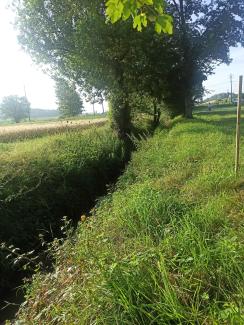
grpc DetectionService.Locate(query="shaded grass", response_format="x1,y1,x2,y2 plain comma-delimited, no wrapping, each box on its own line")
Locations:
0,126,126,294
15,107,244,324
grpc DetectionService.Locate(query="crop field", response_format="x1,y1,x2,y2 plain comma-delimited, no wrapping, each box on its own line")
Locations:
0,118,107,142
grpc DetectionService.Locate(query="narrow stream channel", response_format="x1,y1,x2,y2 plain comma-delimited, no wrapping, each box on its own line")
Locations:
0,159,130,323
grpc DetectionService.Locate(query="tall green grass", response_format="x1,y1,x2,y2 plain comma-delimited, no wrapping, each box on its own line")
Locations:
16,108,244,324
0,126,125,292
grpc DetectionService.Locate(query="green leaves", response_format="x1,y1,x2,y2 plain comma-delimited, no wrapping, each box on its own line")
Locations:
155,14,173,34
133,14,147,31
105,0,124,23
105,0,173,34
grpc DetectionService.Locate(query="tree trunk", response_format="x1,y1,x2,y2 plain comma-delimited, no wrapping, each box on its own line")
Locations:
184,94,193,118
110,90,131,140
178,0,194,119
157,109,161,124
153,101,161,127
153,101,157,126
101,101,104,114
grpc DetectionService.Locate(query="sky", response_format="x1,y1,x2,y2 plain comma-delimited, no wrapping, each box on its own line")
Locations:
0,1,101,112
0,1,58,110
203,46,244,98
0,1,244,111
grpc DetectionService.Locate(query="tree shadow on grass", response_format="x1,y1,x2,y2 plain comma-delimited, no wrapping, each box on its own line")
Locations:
174,108,244,137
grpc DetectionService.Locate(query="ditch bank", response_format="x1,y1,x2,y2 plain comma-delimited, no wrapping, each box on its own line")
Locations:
0,125,131,323
14,112,244,324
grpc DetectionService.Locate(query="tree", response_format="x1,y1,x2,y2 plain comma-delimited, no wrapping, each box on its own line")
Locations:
14,0,244,127
98,94,105,114
107,0,244,118
84,89,101,116
55,78,84,117
14,0,173,139
161,0,244,118
0,95,30,123
127,0,244,118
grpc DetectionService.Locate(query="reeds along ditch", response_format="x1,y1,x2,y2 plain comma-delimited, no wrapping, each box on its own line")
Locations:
0,125,127,298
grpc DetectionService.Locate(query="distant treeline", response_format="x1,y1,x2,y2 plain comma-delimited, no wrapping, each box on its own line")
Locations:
0,108,59,121
30,108,59,119
204,92,244,103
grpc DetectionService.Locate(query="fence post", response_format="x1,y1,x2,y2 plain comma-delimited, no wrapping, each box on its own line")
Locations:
235,75,243,175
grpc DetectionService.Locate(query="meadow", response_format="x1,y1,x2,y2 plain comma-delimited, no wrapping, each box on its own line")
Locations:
14,106,244,324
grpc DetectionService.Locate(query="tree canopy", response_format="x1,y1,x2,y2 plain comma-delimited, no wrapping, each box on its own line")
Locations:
163,0,244,117
0,95,30,123
14,0,244,133
14,0,173,136
55,78,84,117
105,0,173,34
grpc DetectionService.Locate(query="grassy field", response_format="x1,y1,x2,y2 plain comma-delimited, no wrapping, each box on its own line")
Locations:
0,117,107,142
14,106,244,324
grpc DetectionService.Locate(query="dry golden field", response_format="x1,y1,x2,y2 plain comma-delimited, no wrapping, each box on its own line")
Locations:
0,118,107,142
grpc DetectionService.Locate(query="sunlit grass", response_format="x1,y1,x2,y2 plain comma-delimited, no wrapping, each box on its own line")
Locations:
16,106,244,324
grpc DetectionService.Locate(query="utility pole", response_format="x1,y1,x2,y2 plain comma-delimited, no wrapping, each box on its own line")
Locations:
230,74,233,104
24,85,31,122
235,75,243,175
